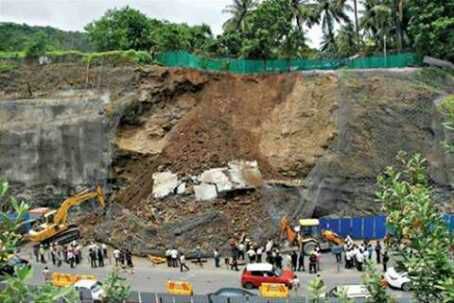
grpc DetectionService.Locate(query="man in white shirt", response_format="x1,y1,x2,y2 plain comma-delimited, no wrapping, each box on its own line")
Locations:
170,248,179,268
246,248,256,263
238,243,245,260
113,248,120,267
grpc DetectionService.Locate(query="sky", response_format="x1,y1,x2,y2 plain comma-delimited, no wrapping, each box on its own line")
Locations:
0,0,324,48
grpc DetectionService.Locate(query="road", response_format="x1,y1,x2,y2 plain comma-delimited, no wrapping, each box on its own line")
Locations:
18,244,411,299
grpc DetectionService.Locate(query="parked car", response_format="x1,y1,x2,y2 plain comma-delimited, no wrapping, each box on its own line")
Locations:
327,285,371,299
0,255,30,278
241,263,297,289
208,288,256,302
74,279,104,302
384,267,411,291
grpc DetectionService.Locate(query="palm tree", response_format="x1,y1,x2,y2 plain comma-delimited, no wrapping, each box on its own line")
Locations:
316,0,352,49
222,0,258,32
360,0,392,51
352,0,360,44
290,0,320,32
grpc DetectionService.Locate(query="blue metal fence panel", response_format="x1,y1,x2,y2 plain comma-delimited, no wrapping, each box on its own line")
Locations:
351,217,363,239
330,218,341,235
363,216,375,239
374,215,387,238
340,218,352,237
450,215,454,231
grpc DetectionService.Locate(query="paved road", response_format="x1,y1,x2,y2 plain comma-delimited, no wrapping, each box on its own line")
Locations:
18,244,411,299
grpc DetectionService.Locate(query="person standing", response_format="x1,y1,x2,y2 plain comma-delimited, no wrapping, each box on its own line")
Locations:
89,248,97,268
195,245,203,268
214,248,220,268
367,243,373,260
102,243,108,259
238,242,245,261
383,251,389,272
356,248,364,271
275,251,283,269
315,246,321,271
67,249,75,269
170,248,178,268
126,249,134,273
375,241,382,264
298,251,305,272
97,246,104,267
56,245,63,267
246,247,256,263
39,245,46,264
50,245,56,266
179,253,190,272
33,244,40,262
256,246,263,263
113,248,120,267
230,257,239,271
165,248,172,267
291,251,298,271
309,252,317,274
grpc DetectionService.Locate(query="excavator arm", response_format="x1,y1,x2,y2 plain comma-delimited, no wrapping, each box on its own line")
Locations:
280,216,298,243
53,185,105,226
321,230,344,245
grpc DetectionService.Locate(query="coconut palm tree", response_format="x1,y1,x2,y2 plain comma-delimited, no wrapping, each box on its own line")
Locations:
360,0,392,51
315,0,352,50
222,0,258,32
290,0,320,32
352,0,360,44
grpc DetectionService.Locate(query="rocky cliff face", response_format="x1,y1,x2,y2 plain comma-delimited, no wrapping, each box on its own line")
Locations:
0,64,453,254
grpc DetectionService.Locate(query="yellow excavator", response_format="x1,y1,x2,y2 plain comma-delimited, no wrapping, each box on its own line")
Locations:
280,216,344,255
26,185,105,246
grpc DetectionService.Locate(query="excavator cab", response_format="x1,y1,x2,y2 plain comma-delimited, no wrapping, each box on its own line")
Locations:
299,219,321,237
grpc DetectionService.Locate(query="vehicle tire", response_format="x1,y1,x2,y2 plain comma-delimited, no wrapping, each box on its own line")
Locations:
243,282,254,289
401,282,411,292
303,241,317,256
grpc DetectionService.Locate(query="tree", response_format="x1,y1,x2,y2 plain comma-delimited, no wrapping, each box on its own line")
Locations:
406,0,454,62
362,262,394,303
376,152,454,302
352,0,360,45
290,0,320,32
360,0,393,53
240,0,307,59
332,23,358,57
85,6,153,51
222,0,258,33
24,32,49,59
0,180,77,303
102,269,130,303
307,275,326,302
314,0,352,52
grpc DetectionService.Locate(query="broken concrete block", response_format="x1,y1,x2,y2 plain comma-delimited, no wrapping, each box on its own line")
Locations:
200,168,233,192
227,160,263,189
152,171,178,198
194,184,218,201
176,182,186,194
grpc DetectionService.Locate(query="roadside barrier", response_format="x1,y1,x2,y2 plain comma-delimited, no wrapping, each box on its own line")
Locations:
166,280,194,296
259,283,289,298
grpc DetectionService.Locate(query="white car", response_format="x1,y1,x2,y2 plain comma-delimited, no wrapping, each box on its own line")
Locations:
74,279,104,302
384,267,411,291
327,285,371,299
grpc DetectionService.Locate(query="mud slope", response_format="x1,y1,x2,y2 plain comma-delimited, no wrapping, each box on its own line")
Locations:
0,63,453,254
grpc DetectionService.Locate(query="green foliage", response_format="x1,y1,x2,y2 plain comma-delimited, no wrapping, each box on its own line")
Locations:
0,180,77,303
222,0,258,32
0,62,17,73
334,287,354,303
407,0,454,62
307,276,326,303
439,95,454,153
376,152,454,303
24,32,49,59
84,50,153,66
0,22,92,52
362,262,394,303
85,6,153,51
102,269,130,303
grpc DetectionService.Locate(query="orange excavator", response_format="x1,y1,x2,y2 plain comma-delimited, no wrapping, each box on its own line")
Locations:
26,185,105,246
280,216,344,255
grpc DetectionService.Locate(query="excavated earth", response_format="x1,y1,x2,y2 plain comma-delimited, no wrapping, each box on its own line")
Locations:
0,63,453,255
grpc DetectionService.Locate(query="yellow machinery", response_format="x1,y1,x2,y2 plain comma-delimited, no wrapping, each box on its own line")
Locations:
280,216,344,255
51,272,96,287
26,185,105,246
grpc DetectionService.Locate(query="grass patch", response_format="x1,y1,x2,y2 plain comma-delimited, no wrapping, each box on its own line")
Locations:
439,95,454,116
0,51,25,59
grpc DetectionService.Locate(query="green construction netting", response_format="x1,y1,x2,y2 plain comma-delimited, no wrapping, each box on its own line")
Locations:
156,51,421,74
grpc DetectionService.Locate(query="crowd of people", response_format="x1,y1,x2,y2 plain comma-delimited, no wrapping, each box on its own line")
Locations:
342,236,389,272
33,240,87,269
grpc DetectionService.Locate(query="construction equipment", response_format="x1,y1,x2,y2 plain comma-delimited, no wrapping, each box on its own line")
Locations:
26,185,105,246
51,272,96,287
280,216,344,255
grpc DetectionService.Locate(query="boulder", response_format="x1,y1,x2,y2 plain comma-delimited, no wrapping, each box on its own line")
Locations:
227,160,263,189
200,168,232,192
152,171,178,198
194,184,218,201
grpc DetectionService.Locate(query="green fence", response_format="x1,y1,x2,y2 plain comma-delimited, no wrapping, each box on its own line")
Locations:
156,51,421,74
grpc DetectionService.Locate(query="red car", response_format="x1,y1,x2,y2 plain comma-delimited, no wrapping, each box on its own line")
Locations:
241,263,298,289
